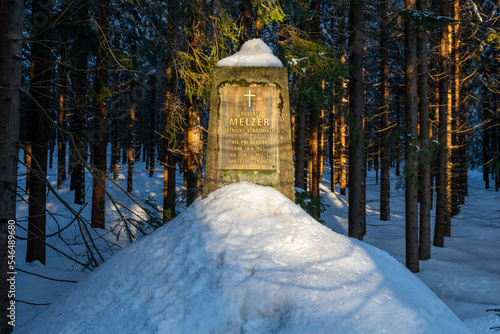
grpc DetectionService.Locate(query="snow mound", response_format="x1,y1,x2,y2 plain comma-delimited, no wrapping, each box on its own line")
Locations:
217,38,283,67
18,182,471,334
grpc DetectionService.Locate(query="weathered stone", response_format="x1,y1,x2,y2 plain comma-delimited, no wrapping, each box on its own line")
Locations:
203,66,294,201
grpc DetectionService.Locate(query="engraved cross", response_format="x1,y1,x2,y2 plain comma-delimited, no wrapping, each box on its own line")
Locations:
244,89,256,108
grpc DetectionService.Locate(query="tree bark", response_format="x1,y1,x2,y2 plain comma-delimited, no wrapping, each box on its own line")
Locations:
380,0,391,221
91,0,109,229
186,0,205,206
348,0,365,240
26,0,53,265
0,0,24,331
417,0,431,261
148,76,157,178
70,0,89,205
310,109,320,196
434,0,451,247
295,110,307,190
127,79,136,193
57,80,66,190
404,0,419,273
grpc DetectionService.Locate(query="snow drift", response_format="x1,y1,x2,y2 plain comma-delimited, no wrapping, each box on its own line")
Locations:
18,182,471,334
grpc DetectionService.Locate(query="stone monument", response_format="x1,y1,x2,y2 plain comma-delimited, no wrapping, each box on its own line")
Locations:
203,39,294,201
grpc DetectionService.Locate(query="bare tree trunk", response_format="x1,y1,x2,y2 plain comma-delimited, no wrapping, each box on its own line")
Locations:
330,111,338,192
339,108,347,195
0,0,24,331
417,0,431,261
91,0,109,229
71,0,89,205
26,0,53,265
348,0,365,240
310,109,320,196
163,75,178,222
110,84,120,181
434,0,451,247
148,76,157,178
57,79,66,190
186,100,202,205
295,110,307,190
380,0,391,221
186,0,205,206
404,0,419,273
127,80,136,193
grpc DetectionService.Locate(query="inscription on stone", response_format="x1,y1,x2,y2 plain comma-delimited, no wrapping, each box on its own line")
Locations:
220,85,278,170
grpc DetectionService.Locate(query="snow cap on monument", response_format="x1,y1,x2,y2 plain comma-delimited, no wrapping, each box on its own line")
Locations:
216,38,283,67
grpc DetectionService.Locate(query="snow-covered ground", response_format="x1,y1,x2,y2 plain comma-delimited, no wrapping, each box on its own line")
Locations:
14,162,500,333
322,169,500,333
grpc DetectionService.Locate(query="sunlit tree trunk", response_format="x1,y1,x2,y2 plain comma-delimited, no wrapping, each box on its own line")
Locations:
310,109,320,196
330,111,339,192
450,0,461,216
348,0,365,240
338,1,349,197
434,0,451,247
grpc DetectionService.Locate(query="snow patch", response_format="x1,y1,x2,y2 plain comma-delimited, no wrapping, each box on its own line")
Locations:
217,39,283,67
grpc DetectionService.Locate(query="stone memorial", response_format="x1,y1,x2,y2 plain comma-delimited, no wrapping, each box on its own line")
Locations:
203,39,294,201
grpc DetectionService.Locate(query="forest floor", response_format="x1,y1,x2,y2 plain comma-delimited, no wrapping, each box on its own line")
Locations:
14,162,500,333
322,168,500,333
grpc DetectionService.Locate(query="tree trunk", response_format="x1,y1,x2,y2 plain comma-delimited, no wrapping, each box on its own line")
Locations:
71,0,89,205
186,0,205,206
127,79,136,193
348,0,365,240
295,110,307,190
57,80,66,190
330,111,338,192
310,109,320,196
26,0,54,265
380,0,391,221
186,100,202,205
91,0,109,229
434,0,451,247
163,73,178,222
148,76,156,178
404,0,419,273
417,0,431,261
0,0,24,331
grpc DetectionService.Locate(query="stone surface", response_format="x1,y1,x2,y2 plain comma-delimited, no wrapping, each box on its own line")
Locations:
203,66,294,201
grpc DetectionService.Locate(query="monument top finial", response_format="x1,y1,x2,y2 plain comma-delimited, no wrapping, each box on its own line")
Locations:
216,38,283,68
